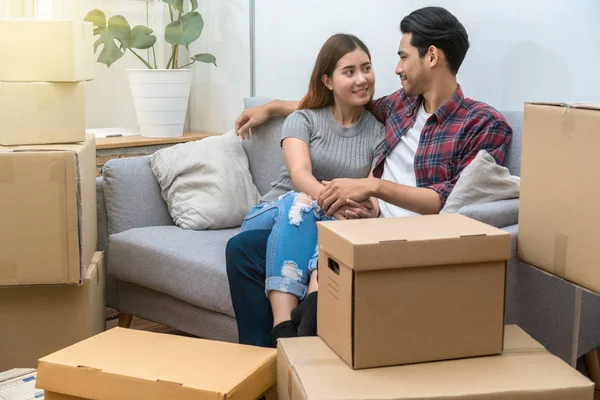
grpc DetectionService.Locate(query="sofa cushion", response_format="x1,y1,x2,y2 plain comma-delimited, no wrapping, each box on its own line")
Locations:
103,156,174,235
108,225,240,317
241,97,286,195
149,131,260,230
441,149,520,214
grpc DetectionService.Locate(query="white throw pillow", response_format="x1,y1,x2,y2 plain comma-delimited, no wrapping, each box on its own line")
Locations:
149,131,261,230
441,150,520,214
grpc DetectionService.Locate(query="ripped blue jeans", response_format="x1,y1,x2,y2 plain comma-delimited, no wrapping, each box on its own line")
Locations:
240,191,334,300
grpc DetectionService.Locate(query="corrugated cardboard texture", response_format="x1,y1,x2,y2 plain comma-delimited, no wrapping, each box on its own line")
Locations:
45,393,83,400
519,103,600,293
0,19,94,82
0,252,105,371
278,325,594,400
45,387,279,400
317,215,508,369
0,135,97,286
0,82,86,146
317,214,511,271
36,328,277,400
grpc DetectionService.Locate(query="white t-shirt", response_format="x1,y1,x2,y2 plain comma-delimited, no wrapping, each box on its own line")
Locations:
379,103,432,218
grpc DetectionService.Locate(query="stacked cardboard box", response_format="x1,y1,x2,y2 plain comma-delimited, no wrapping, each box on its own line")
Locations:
277,325,594,399
283,214,594,398
316,214,510,369
0,19,104,370
518,102,600,293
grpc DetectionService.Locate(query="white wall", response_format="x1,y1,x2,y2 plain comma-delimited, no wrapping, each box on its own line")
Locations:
189,0,250,134
255,0,600,111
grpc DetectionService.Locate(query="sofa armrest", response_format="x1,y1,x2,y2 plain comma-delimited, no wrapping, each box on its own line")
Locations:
457,198,519,228
96,176,109,252
102,156,174,235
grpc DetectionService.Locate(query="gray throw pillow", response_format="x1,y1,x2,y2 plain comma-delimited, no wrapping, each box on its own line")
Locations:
149,131,261,230
441,150,520,214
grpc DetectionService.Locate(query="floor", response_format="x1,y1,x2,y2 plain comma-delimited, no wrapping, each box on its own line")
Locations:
106,308,600,398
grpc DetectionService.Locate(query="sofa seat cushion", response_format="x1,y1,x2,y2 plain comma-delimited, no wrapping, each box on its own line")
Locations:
108,225,240,317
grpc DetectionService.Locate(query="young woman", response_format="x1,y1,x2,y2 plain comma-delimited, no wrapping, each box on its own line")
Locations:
232,33,384,346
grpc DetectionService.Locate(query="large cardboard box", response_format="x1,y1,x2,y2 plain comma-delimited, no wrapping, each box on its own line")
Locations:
0,82,86,146
0,252,105,371
316,214,511,369
277,325,594,400
0,134,96,286
519,102,600,294
35,328,277,400
0,19,94,82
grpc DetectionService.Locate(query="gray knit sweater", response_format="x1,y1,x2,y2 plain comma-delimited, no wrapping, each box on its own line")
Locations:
261,106,385,202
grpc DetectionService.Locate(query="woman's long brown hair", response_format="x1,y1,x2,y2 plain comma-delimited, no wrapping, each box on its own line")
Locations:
298,34,373,111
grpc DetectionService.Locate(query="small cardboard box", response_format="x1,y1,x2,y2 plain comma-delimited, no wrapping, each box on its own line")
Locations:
0,252,105,371
0,134,96,286
519,102,600,294
36,328,277,400
317,214,511,369
0,19,94,82
0,82,86,146
277,325,594,400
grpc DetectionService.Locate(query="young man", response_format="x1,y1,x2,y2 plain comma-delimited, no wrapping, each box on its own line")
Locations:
227,6,513,347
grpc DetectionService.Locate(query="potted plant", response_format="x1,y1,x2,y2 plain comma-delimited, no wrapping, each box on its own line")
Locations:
84,0,216,138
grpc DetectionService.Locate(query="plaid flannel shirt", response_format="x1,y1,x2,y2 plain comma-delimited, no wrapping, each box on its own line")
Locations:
371,85,512,209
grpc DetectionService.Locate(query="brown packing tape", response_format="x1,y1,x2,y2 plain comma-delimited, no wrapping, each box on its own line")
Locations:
561,105,576,138
0,156,15,183
64,152,80,283
0,263,18,284
49,152,75,284
74,150,84,280
554,233,569,278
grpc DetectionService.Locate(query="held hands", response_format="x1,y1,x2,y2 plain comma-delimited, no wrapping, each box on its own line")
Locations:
319,178,374,217
235,105,271,140
331,199,378,220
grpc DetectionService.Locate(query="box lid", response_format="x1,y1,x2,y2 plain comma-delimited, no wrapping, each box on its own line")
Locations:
36,328,277,400
317,214,511,271
526,102,600,111
279,325,593,400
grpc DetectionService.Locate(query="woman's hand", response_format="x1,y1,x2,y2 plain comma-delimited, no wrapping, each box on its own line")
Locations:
331,199,376,220
235,105,272,139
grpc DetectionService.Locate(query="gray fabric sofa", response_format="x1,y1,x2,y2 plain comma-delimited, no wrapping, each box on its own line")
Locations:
96,97,600,369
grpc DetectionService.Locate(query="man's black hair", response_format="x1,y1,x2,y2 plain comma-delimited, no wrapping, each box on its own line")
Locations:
400,7,470,75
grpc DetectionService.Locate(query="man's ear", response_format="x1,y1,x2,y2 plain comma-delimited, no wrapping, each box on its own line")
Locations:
427,45,439,68
322,74,333,90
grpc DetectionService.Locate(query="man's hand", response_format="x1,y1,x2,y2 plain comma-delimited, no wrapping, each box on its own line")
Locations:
235,105,271,140
319,178,375,217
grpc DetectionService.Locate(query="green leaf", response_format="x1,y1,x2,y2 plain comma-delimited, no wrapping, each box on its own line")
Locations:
191,53,217,67
162,0,197,12
128,25,156,50
163,0,184,12
84,10,132,67
165,11,204,48
84,9,106,28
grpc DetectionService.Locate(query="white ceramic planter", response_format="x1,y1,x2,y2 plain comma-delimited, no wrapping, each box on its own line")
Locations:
127,69,193,138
